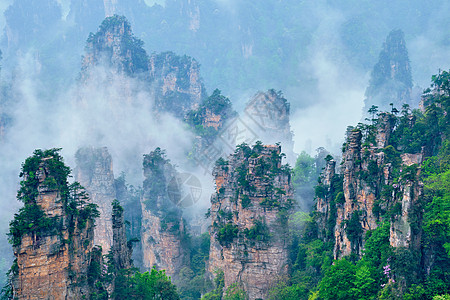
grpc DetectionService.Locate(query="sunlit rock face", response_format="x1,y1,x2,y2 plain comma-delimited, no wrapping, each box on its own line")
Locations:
75,146,116,254
12,157,95,299
364,29,413,114
207,144,293,299
316,113,423,259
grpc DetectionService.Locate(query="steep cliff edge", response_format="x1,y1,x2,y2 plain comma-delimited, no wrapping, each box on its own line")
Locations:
4,149,142,299
316,112,423,259
81,15,206,119
82,15,148,77
75,146,116,254
6,149,99,299
140,147,188,279
207,143,293,299
150,51,206,118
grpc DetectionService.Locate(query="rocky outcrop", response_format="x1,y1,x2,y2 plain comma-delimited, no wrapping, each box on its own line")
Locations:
149,51,206,118
376,113,397,148
208,143,293,299
244,90,295,163
112,200,132,270
75,147,116,254
115,175,143,269
364,29,413,114
80,15,206,120
317,114,424,259
315,158,338,241
140,148,188,278
81,15,148,78
10,152,97,299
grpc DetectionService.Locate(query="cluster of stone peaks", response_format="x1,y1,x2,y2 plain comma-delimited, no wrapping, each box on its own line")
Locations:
316,112,423,259
81,14,205,119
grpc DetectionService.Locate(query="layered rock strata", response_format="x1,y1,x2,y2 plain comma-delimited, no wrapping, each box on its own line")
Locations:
140,148,188,278
208,144,293,299
75,146,116,254
11,155,96,299
316,113,423,259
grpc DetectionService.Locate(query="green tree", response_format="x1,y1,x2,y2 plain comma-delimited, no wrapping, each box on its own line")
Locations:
114,268,179,299
317,259,356,300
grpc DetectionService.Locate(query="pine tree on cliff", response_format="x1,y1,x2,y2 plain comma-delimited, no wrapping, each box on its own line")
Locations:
364,29,412,114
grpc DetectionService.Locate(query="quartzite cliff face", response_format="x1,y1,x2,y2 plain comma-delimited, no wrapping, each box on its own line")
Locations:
140,148,188,278
10,152,97,299
150,51,205,118
316,112,423,259
75,146,116,254
82,15,148,77
9,150,136,299
208,143,293,299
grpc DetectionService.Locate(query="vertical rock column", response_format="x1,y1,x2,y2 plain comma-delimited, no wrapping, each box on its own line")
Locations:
208,144,293,299
11,151,96,299
140,148,188,278
75,146,116,254
244,90,295,163
317,114,423,259
112,200,132,270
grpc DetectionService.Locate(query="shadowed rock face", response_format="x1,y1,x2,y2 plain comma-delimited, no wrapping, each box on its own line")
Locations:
208,144,293,299
149,51,206,118
112,200,132,271
75,146,116,254
244,89,295,163
140,148,188,279
80,15,205,119
364,29,413,114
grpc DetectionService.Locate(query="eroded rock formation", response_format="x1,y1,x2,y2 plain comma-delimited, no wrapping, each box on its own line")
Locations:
82,15,148,77
150,51,206,118
112,199,133,270
244,90,295,163
10,152,97,299
80,15,206,119
75,146,116,254
364,29,413,114
140,148,188,278
208,143,293,299
316,113,423,259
